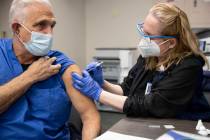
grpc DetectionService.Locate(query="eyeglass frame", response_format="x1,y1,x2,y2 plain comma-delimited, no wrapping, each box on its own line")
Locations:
137,23,177,42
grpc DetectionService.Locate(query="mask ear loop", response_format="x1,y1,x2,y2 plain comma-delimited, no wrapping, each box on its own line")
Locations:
19,23,32,34
14,23,31,46
157,39,174,58
15,32,27,47
158,39,170,46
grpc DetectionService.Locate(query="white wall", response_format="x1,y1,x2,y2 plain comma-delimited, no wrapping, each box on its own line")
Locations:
51,0,86,68
0,0,86,68
85,0,155,62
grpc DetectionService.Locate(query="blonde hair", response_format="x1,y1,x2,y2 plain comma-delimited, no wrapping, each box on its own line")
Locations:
145,2,209,70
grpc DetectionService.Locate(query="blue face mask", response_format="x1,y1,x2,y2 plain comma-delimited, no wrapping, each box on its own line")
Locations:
17,24,53,56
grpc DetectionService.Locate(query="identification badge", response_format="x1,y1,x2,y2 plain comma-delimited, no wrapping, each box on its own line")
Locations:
145,82,152,95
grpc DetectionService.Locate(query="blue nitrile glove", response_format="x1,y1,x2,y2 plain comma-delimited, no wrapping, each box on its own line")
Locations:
86,62,104,86
71,70,102,101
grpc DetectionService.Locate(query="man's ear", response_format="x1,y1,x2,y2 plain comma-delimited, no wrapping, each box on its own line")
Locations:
169,38,177,49
11,22,21,34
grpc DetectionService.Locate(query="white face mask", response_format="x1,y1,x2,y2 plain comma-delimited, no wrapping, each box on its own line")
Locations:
138,38,160,57
138,38,169,58
16,24,53,56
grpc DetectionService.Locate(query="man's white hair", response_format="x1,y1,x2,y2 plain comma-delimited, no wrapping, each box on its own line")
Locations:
9,0,53,27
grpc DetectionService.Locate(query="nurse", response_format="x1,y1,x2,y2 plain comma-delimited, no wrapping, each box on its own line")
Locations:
0,0,100,139
72,3,210,121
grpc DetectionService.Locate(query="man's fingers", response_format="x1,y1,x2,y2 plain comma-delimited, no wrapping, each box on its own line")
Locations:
35,56,50,64
36,57,46,63
47,57,57,64
52,69,60,75
44,56,50,59
50,64,61,70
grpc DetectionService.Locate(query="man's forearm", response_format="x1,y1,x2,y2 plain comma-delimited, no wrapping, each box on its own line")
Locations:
81,110,101,140
0,72,35,114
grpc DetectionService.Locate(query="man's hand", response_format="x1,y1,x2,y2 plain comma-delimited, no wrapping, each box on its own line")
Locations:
25,57,61,82
0,56,61,114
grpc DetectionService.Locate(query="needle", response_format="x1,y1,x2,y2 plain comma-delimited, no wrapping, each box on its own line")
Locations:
87,62,103,72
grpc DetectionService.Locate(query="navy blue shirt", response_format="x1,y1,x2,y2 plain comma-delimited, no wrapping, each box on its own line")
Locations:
0,38,75,139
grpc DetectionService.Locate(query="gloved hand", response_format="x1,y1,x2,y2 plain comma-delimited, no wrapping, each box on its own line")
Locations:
71,70,102,101
86,62,104,86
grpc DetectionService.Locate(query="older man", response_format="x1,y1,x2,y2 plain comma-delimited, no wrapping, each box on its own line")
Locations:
0,0,100,139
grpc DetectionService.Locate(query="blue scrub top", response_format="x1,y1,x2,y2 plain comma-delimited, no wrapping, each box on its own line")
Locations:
0,38,75,140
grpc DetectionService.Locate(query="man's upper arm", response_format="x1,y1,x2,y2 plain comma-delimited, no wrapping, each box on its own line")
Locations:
61,64,98,115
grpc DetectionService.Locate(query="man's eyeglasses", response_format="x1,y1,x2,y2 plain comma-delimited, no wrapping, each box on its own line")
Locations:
137,23,176,42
